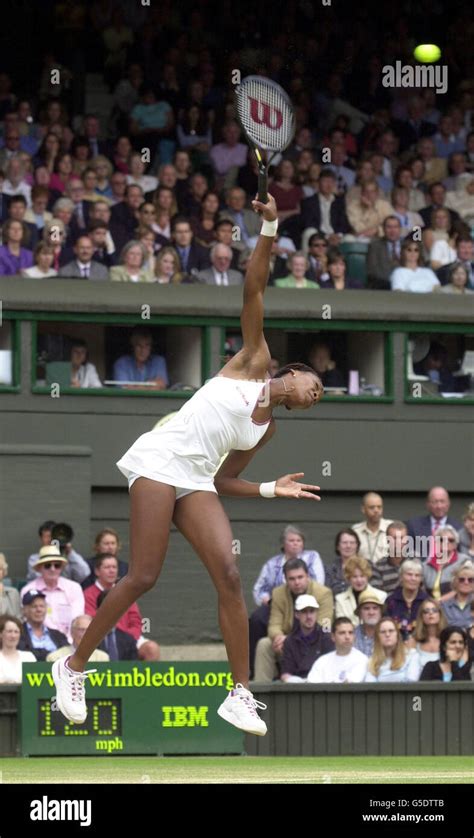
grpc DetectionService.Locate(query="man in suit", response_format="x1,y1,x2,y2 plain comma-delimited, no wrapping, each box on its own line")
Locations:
218,186,261,244
299,168,351,245
197,243,243,286
254,558,334,682
437,237,474,288
82,114,110,159
396,96,436,154
58,236,109,280
171,216,211,276
18,590,68,661
407,486,462,562
419,182,461,228
65,178,92,238
366,215,403,290
96,590,138,660
110,184,144,254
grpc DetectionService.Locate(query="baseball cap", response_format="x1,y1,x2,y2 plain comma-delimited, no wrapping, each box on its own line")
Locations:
295,594,319,610
22,589,47,606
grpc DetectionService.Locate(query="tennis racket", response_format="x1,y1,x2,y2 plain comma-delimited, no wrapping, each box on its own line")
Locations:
235,75,295,203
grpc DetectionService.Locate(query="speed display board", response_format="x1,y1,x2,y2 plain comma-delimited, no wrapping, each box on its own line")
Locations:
21,662,243,755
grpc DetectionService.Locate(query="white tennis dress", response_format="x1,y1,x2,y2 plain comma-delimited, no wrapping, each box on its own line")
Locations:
116,375,271,497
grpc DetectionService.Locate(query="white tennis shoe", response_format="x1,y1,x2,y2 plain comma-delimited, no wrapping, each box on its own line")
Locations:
217,683,267,735
51,656,97,723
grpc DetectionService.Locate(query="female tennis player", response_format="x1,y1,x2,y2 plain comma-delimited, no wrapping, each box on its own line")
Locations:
52,194,324,736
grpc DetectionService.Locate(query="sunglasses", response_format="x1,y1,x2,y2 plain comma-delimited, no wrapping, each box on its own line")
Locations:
458,576,474,583
42,561,63,570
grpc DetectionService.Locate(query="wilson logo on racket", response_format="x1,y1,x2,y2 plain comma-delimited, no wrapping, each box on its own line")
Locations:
248,98,283,130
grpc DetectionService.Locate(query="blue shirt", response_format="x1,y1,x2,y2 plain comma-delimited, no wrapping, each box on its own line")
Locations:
253,551,325,605
25,622,58,653
131,101,172,130
113,354,169,386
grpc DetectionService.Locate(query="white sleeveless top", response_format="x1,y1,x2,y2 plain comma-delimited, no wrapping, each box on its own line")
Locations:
116,376,271,491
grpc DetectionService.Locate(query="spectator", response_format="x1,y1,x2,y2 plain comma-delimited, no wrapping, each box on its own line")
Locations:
253,558,333,682
0,615,36,683
346,180,393,240
366,215,405,290
390,188,424,238
7,195,39,250
0,219,33,275
96,590,138,660
126,151,158,194
84,554,160,661
110,184,144,252
47,522,90,584
197,243,243,286
407,486,462,549
306,617,368,683
130,85,175,166
2,156,32,206
176,103,212,157
21,242,56,279
153,246,185,284
26,520,56,581
327,142,356,195
419,182,460,229
335,556,387,625
436,237,474,289
423,526,470,599
397,96,436,154
171,215,211,276
441,562,474,630
443,151,469,192
269,160,304,222
209,120,247,186
49,152,74,194
299,168,350,244
24,186,53,232
180,172,209,217
42,218,67,271
33,131,61,175
353,589,384,657
393,164,426,212
18,590,67,661
433,115,465,159
69,338,102,389
365,618,421,682
81,167,105,204
384,559,427,640
352,492,393,565
320,251,363,290
419,626,471,681
58,235,108,280
70,135,92,177
423,208,457,270
113,326,169,389
274,251,318,289
279,594,335,682
109,169,128,204
458,503,474,559
305,233,330,284
86,220,116,268
190,191,220,247
345,159,377,204
0,553,21,618
46,614,109,663
324,528,361,595
370,521,413,594
435,261,473,295
110,240,153,283
253,524,325,607
81,114,108,159
82,528,129,590
390,239,440,293
416,138,447,186
307,340,345,389
219,187,261,245
90,155,114,199
21,544,85,642
213,219,245,268
445,174,474,226
65,177,91,234
406,598,447,671
174,149,192,205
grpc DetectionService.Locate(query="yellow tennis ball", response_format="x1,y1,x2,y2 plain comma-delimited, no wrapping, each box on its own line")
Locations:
414,44,441,63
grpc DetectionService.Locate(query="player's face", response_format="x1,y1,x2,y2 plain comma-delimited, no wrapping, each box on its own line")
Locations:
285,372,323,410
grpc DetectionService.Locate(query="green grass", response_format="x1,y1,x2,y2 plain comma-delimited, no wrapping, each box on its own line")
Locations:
0,756,472,784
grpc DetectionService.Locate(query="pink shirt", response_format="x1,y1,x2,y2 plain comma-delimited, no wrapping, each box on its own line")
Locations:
21,576,85,642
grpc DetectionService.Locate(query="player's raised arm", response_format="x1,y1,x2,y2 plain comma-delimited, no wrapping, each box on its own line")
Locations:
239,194,278,357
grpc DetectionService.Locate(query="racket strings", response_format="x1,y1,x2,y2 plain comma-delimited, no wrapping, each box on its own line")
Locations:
236,78,294,151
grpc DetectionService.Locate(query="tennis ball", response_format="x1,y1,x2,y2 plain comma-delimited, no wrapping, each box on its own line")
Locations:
413,44,441,63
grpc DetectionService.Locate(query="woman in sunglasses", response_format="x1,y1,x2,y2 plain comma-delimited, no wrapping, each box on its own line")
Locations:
407,598,447,669
389,239,440,293
419,626,471,681
441,561,474,630
423,525,470,599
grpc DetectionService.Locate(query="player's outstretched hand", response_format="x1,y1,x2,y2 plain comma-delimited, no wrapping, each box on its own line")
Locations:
275,472,321,500
251,193,277,221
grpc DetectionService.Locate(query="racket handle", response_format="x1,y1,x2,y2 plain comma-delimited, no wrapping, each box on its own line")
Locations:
257,172,268,204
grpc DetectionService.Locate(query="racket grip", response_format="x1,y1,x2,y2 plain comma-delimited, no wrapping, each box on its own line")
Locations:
257,172,268,204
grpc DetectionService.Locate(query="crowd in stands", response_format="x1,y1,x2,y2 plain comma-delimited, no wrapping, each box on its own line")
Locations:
249,486,474,683
0,482,472,685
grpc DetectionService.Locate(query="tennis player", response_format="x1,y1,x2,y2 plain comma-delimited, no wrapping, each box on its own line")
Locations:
52,194,324,736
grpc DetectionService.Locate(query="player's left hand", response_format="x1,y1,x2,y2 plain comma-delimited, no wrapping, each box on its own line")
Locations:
275,472,321,500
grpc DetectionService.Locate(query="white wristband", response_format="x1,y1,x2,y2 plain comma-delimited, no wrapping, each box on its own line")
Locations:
261,219,278,237
259,480,277,498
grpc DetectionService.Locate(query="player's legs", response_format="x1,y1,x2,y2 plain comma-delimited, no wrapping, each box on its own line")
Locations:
69,478,175,671
172,491,250,686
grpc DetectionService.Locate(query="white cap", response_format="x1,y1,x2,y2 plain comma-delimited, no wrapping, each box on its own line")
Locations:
295,594,319,611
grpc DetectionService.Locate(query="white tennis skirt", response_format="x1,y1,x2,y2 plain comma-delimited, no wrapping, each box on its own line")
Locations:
125,470,216,500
